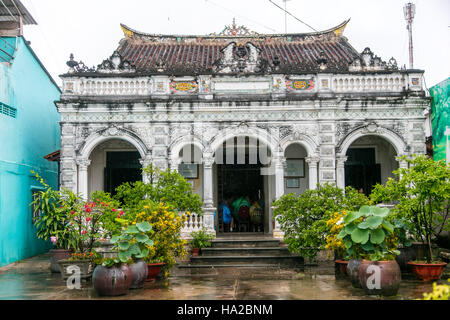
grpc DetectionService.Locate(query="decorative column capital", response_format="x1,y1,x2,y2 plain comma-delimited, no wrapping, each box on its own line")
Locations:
76,159,91,169
203,156,214,169
336,156,348,168
305,156,320,166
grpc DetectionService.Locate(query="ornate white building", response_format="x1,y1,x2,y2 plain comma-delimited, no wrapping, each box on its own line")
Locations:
56,20,429,238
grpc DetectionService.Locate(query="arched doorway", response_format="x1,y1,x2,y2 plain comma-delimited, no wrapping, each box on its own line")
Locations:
213,136,272,234
87,138,142,196
344,135,398,195
283,143,310,195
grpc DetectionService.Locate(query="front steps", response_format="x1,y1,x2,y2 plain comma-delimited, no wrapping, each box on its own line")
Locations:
175,234,304,275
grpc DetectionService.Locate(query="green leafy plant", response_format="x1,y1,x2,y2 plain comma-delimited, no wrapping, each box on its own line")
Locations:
90,190,123,238
337,205,401,261
114,164,203,215
190,229,214,249
101,220,154,267
30,170,77,249
273,183,370,260
371,154,450,263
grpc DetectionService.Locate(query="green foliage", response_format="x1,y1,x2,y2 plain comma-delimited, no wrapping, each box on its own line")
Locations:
90,190,123,237
190,229,214,249
30,170,78,249
114,164,203,214
370,154,450,263
338,205,401,261
105,220,154,266
273,183,370,260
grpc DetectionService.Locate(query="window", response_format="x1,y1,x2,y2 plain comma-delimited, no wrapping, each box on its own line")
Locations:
0,102,17,118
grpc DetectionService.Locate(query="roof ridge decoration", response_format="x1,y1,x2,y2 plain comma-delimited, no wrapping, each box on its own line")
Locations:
349,47,399,72
119,19,350,41
210,18,260,37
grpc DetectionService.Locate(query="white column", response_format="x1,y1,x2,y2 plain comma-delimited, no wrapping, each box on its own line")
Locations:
76,159,91,201
272,156,285,239
306,156,320,190
335,156,347,190
202,155,216,236
139,156,152,184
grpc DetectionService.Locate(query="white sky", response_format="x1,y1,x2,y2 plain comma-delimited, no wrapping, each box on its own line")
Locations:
20,0,450,89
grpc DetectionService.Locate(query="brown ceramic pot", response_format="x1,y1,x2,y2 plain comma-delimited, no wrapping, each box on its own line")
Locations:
192,248,200,256
358,260,401,296
146,262,165,281
335,260,349,276
347,259,362,288
129,259,148,289
49,249,72,273
92,264,132,296
407,261,448,281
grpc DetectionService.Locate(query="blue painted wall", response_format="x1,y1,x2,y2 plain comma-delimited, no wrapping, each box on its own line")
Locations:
0,36,61,267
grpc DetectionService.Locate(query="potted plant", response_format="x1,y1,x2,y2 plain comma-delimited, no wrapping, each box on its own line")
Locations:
338,205,405,296
92,257,132,297
371,154,450,281
273,184,370,263
57,199,106,280
30,171,76,272
325,210,349,277
110,220,154,289
189,228,214,256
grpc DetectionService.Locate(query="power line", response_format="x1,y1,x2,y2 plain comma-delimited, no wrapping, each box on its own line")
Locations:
268,0,317,32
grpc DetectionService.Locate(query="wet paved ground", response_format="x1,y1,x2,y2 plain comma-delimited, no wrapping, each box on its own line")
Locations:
0,252,448,300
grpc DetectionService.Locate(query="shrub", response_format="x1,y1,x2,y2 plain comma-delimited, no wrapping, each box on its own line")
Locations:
273,183,370,260
190,229,214,249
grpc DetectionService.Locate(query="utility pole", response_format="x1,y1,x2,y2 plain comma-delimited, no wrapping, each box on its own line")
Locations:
283,0,292,33
403,2,416,69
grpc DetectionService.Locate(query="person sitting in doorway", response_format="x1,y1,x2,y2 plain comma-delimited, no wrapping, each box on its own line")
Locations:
220,200,233,232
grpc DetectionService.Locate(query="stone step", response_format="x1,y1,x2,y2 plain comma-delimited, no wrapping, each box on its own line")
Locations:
201,247,291,256
173,264,302,278
211,239,281,248
189,255,304,267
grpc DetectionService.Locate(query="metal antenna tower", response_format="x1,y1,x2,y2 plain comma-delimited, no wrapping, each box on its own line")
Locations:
403,2,416,69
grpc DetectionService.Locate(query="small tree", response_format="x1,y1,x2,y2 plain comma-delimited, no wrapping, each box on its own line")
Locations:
273,183,370,260
115,164,203,214
371,154,450,263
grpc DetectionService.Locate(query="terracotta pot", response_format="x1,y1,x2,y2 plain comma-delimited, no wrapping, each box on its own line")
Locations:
192,248,200,256
146,262,165,281
49,249,72,273
359,260,401,296
129,259,148,289
347,259,362,288
335,260,349,276
92,264,132,296
407,261,448,281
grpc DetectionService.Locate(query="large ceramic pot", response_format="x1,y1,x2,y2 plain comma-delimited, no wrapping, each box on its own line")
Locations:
92,264,132,296
347,259,362,288
335,260,349,278
57,259,94,280
358,260,401,296
49,249,72,273
146,262,165,281
407,261,448,281
129,259,148,289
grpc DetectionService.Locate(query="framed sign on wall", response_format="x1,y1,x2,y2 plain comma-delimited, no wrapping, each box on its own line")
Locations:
285,158,305,178
285,178,300,188
178,163,198,179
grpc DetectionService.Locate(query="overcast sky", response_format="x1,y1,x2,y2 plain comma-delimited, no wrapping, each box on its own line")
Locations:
20,0,449,89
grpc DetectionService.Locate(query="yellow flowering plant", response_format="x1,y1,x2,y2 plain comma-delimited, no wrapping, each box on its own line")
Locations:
325,210,348,259
127,200,188,277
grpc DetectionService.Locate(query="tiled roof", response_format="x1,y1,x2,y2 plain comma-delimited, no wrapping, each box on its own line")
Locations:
114,19,360,75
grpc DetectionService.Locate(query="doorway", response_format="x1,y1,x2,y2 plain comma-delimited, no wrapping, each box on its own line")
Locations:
104,151,142,195
345,147,381,196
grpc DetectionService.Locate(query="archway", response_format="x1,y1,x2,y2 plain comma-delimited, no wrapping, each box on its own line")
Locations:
88,138,142,196
213,135,273,234
344,135,398,195
283,143,310,195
